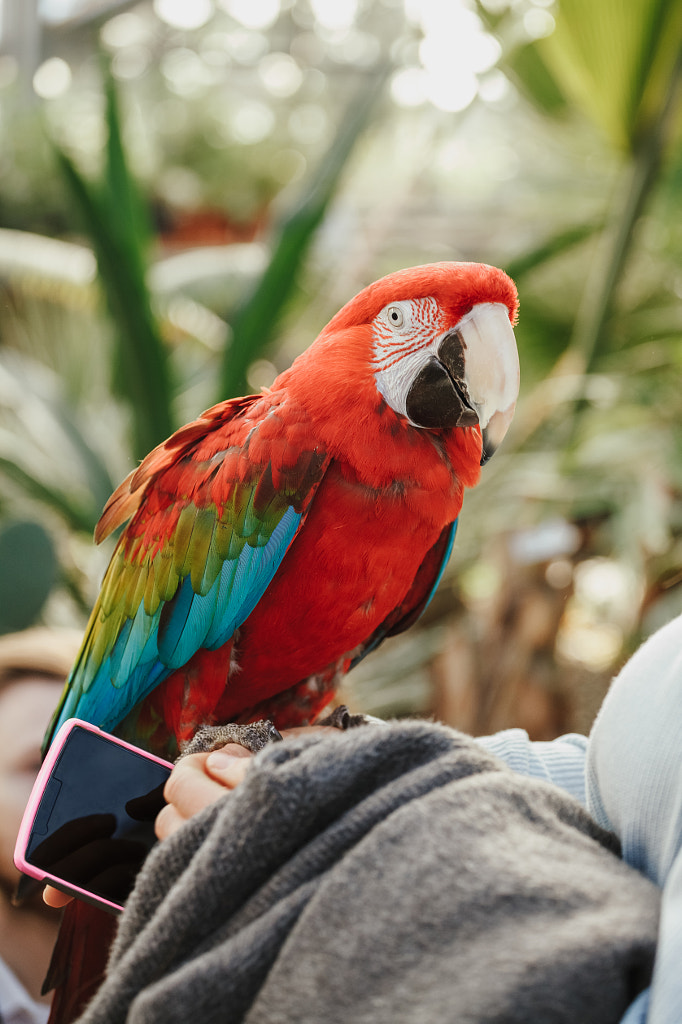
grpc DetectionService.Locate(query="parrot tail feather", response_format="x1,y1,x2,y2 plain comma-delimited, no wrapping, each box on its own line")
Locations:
46,902,117,1024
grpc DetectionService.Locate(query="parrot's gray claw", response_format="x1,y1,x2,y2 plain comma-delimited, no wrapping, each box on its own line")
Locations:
178,720,283,761
318,704,388,731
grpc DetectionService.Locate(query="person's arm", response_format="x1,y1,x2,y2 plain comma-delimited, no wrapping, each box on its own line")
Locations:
45,717,655,1024
476,728,587,806
45,722,592,892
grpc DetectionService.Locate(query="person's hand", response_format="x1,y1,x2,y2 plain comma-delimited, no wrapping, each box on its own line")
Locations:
155,742,253,840
43,885,72,908
156,726,329,840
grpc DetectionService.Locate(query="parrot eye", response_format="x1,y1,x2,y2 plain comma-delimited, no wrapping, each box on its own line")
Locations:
387,306,405,328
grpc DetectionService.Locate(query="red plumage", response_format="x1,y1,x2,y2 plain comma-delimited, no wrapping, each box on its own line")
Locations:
44,261,519,1022
106,261,515,744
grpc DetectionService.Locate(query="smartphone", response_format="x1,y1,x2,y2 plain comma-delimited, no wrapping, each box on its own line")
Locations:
14,719,173,914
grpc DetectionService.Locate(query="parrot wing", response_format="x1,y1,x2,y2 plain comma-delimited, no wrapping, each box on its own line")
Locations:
350,519,458,668
44,393,329,748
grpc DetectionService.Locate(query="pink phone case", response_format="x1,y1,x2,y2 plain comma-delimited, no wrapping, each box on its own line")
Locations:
14,718,173,913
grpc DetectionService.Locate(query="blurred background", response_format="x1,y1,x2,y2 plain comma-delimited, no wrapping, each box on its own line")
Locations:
0,0,681,739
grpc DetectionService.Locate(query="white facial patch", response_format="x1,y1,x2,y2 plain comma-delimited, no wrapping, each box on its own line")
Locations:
370,298,519,437
371,296,444,419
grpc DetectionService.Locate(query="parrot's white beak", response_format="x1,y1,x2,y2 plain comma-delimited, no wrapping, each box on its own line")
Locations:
455,303,520,464
404,302,519,464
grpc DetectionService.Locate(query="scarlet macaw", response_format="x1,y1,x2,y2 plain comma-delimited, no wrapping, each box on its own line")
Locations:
43,260,520,1022
45,260,519,760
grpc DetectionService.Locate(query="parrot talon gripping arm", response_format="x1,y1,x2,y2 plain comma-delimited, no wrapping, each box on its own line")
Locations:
178,720,284,759
178,706,386,761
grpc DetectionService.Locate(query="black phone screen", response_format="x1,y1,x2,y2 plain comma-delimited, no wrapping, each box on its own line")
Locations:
25,726,171,910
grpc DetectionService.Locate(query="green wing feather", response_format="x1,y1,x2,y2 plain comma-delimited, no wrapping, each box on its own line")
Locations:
44,394,329,750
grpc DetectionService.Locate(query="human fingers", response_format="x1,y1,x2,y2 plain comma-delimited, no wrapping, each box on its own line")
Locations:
155,802,189,841
155,730,327,842
156,744,253,840
203,748,253,788
202,727,331,788
43,885,73,908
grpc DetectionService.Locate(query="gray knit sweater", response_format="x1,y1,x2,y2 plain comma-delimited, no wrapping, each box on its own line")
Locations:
75,721,660,1024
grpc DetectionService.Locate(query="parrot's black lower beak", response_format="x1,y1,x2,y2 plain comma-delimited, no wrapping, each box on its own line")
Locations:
480,406,515,465
405,337,479,432
480,427,495,465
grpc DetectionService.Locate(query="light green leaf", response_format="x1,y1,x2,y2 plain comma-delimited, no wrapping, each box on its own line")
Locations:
540,0,682,151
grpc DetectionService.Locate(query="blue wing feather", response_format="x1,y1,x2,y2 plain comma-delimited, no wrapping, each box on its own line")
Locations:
49,505,304,740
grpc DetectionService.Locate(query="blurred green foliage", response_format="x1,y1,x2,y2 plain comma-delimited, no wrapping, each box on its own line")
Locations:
0,520,57,632
54,59,386,454
57,66,174,461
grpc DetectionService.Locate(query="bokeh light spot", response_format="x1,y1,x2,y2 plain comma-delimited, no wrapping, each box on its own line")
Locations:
153,0,214,30
161,48,213,97
230,101,276,144
100,12,150,50
523,8,556,39
390,67,428,108
219,0,281,30
310,0,357,32
111,46,152,80
224,29,269,64
33,57,72,99
259,53,303,97
247,358,278,390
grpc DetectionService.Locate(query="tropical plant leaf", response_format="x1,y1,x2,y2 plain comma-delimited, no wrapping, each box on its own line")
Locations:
539,0,682,152
505,221,602,282
0,457,99,534
504,41,569,118
55,67,174,461
45,394,116,515
100,65,153,260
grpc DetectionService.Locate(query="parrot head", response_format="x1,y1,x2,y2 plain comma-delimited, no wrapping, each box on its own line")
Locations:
372,294,518,464
314,261,520,465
